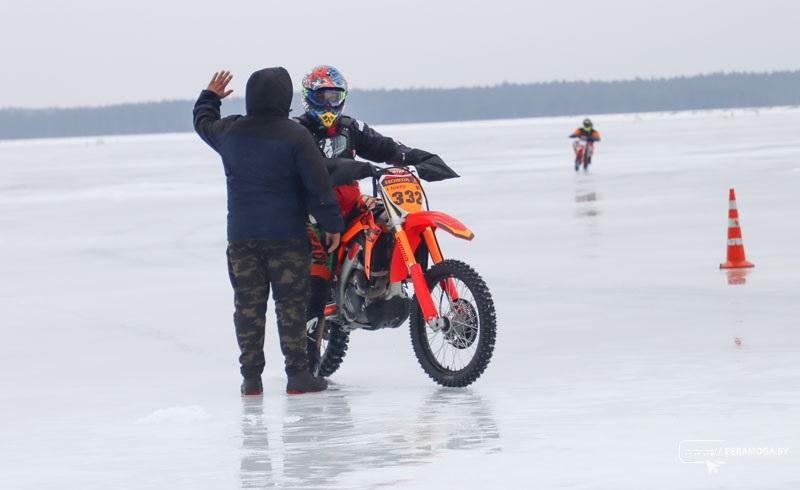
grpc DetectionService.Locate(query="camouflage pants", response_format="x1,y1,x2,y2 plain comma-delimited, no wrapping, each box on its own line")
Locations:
226,238,311,377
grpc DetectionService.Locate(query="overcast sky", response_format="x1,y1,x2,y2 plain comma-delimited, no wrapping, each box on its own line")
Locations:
1,0,798,108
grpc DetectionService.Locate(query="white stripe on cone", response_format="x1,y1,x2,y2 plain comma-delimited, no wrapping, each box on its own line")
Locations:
727,238,743,246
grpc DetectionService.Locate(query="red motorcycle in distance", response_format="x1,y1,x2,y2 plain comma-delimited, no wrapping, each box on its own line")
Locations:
573,137,594,172
307,161,496,387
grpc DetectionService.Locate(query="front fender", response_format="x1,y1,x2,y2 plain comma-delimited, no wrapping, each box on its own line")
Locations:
404,211,474,241
389,211,474,282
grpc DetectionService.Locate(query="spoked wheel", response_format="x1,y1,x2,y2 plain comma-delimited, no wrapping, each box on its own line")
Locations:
306,317,350,377
410,259,496,387
582,144,592,170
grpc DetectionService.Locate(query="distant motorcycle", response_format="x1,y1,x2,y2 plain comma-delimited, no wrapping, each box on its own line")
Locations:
573,137,594,171
307,159,496,387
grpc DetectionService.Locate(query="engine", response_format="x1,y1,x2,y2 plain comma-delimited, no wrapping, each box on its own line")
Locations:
337,242,410,331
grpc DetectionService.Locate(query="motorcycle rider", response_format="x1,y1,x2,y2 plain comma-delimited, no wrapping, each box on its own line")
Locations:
295,65,456,332
569,118,601,169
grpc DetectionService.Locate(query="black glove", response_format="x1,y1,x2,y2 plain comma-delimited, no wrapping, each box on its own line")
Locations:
402,148,459,182
402,148,427,166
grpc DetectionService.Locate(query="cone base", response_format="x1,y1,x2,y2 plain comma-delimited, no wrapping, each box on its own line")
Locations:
720,260,754,269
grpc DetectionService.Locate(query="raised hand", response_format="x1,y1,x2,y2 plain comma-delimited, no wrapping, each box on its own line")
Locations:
207,71,234,99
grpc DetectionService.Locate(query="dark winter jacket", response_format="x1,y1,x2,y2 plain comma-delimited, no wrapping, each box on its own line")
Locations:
295,114,405,164
295,113,459,182
295,114,458,214
193,67,344,241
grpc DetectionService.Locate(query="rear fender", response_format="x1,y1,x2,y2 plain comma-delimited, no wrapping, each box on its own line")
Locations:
389,211,474,282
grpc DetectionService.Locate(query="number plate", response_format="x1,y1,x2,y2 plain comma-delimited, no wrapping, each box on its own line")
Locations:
381,171,424,213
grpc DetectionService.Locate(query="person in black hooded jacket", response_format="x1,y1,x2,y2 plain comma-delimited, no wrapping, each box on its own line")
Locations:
193,68,344,396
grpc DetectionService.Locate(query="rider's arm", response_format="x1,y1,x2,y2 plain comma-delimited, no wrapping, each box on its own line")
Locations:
351,119,405,165
347,118,458,181
325,158,378,185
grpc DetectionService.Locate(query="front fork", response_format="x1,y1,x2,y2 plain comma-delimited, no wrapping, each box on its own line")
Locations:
422,228,460,301
395,226,459,323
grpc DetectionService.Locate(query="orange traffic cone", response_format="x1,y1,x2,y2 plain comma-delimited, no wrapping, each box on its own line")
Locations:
720,188,754,269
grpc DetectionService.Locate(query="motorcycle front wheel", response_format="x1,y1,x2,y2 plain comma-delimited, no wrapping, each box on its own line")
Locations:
410,259,496,387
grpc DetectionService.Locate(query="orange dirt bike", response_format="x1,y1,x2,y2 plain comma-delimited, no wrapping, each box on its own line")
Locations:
307,163,496,387
573,137,595,172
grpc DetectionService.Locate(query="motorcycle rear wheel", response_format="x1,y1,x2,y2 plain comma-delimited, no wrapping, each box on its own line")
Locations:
306,317,350,377
410,259,496,387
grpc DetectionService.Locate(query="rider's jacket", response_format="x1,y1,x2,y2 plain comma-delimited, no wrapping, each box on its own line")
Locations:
295,113,406,216
570,128,601,142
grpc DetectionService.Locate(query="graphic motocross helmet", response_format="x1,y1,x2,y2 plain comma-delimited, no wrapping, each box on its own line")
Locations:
583,118,593,130
302,65,348,128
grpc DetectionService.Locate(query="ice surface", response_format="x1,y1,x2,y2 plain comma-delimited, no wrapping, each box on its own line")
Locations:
1,107,799,489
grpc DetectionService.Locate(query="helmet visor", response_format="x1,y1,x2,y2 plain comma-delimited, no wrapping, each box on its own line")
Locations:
307,88,346,108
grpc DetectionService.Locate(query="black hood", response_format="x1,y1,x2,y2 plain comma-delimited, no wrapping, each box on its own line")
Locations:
245,67,293,117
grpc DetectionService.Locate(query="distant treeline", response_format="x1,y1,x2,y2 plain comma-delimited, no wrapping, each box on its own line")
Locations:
2,71,799,140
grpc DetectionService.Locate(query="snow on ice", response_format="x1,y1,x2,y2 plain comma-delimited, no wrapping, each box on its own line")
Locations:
135,406,210,425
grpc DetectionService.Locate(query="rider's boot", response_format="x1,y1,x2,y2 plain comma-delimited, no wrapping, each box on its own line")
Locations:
307,316,324,371
286,372,328,394
307,276,330,319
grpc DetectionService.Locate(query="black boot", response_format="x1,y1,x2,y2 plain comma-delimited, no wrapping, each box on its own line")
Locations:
286,372,328,394
241,376,263,396
307,276,330,320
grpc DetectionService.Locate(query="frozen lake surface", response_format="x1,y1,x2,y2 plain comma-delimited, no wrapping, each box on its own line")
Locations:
1,108,799,489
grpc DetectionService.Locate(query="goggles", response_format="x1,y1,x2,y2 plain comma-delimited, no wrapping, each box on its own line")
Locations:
307,88,346,108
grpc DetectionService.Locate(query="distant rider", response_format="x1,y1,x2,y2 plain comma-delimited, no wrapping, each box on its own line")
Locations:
294,65,455,331
569,118,601,169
